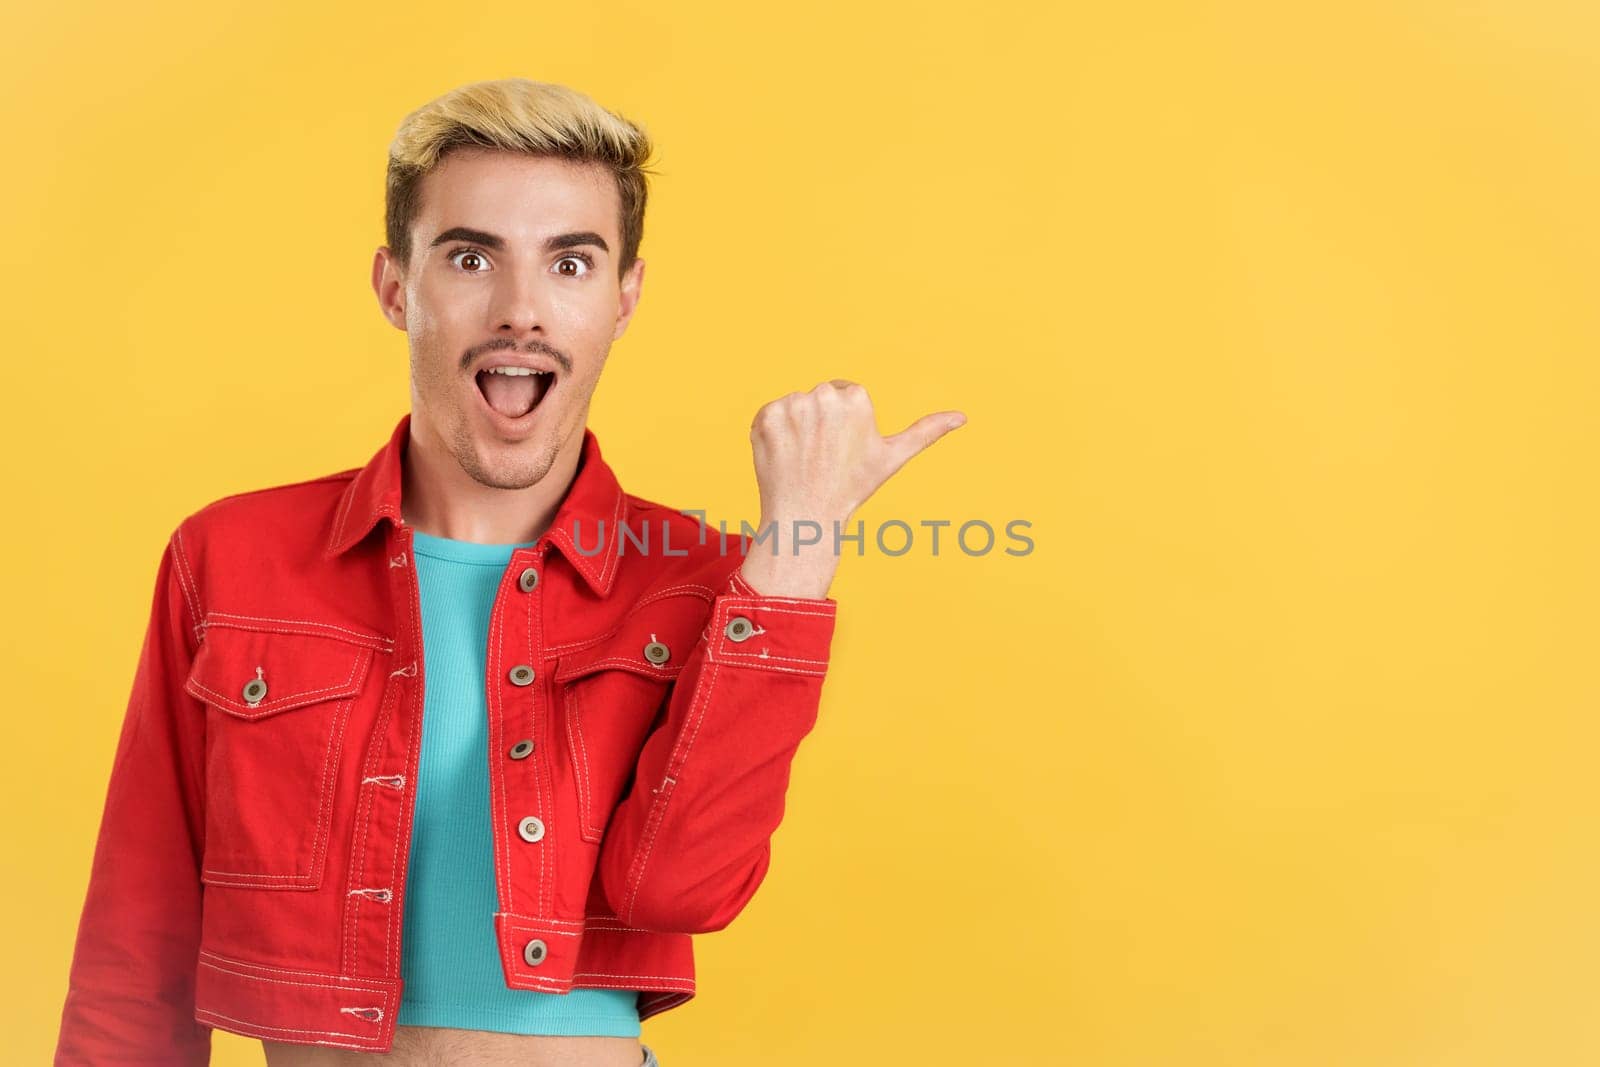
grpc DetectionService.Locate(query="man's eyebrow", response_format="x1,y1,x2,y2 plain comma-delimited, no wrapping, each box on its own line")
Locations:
544,230,610,255
430,226,610,255
431,226,505,250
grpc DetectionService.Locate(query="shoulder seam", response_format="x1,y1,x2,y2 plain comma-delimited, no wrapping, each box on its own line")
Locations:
167,522,205,650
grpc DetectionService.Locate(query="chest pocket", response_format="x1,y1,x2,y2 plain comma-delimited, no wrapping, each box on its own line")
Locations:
185,617,385,890
553,594,707,845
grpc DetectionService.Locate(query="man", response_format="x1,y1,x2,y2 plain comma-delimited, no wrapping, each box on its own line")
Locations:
55,78,964,1066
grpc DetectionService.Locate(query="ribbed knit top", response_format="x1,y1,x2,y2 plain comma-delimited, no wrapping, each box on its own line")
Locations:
396,528,641,1036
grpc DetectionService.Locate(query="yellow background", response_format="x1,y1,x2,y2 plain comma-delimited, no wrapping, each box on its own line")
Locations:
4,1,1596,1064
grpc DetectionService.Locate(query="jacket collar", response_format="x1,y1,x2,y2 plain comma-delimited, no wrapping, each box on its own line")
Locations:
324,412,627,597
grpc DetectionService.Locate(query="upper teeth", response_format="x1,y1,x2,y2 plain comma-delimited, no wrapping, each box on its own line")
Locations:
484,366,551,376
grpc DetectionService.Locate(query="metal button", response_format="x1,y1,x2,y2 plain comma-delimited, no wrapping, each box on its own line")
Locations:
643,641,671,665
508,739,535,760
725,616,754,642
242,675,268,703
518,567,539,593
508,664,536,686
517,816,545,842
523,938,548,966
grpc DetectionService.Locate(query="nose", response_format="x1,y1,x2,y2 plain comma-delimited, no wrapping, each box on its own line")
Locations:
487,262,548,337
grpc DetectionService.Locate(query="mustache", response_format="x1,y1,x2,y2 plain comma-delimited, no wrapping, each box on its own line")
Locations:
464,338,572,374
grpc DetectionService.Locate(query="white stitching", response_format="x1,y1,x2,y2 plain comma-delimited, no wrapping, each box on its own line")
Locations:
722,567,838,607
581,919,661,933
348,527,421,974
565,683,599,841
193,1008,376,1048
492,911,585,928
197,956,390,993
198,948,386,984
717,650,830,666
189,647,365,718
558,656,681,681
503,976,695,995
599,488,624,588
386,532,425,973
573,971,697,984
734,604,836,618
202,871,311,884
527,573,550,916
727,594,836,609
623,592,835,913
309,689,354,888
625,652,719,922
706,657,828,677
198,612,394,648
328,473,360,556
170,526,203,637
504,920,582,938
542,586,713,658
346,654,402,972
198,683,361,886
527,565,550,915
490,572,512,912
630,582,715,608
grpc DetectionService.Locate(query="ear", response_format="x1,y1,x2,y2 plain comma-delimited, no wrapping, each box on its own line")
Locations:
372,247,408,331
612,257,646,342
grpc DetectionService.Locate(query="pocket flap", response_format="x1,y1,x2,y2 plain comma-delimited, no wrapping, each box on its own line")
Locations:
554,594,709,683
186,622,375,720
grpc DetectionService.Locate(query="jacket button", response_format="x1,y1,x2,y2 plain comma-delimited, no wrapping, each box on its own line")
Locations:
508,664,536,686
643,641,671,665
242,676,268,703
517,816,545,842
725,616,754,642
508,739,534,760
523,938,548,966
518,567,539,592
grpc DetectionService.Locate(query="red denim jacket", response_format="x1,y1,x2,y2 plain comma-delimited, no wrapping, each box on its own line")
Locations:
55,413,839,1063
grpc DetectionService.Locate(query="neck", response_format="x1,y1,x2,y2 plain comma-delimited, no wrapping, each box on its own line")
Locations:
399,415,583,545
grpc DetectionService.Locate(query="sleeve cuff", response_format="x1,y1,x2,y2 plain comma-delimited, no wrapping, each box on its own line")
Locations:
706,569,838,674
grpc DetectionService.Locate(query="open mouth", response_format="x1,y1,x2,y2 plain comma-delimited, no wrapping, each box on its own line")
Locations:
475,366,554,421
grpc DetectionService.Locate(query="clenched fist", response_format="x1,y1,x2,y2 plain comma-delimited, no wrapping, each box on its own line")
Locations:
737,379,966,599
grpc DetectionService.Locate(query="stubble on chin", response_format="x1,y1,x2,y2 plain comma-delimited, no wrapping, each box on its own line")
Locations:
448,418,558,492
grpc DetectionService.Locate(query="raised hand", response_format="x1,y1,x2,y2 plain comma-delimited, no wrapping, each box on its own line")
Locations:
738,379,966,599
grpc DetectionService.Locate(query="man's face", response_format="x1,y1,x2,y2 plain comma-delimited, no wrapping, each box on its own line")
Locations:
372,147,644,491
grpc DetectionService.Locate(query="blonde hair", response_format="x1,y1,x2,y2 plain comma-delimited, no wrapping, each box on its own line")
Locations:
385,79,656,279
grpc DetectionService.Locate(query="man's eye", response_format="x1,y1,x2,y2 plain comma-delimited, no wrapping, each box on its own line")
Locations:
554,254,592,277
449,248,490,273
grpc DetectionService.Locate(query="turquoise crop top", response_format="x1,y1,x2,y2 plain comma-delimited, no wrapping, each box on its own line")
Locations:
396,529,641,1036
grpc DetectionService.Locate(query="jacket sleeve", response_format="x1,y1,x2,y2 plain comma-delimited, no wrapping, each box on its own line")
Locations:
596,564,838,933
55,523,212,1066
